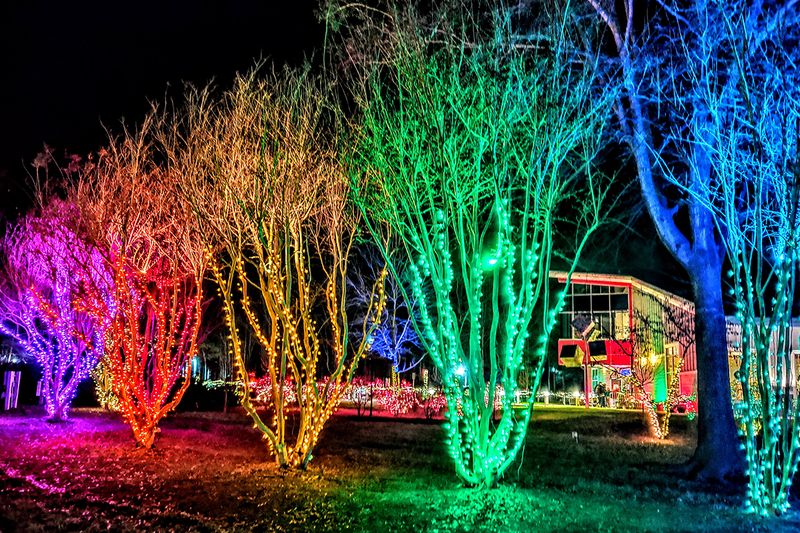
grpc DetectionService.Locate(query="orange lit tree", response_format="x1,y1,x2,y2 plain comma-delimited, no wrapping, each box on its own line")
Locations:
170,68,385,468
76,115,206,448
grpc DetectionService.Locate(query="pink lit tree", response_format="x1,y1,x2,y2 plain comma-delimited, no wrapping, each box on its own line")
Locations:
0,199,114,420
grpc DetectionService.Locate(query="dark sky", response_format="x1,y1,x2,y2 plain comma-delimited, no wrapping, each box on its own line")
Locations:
0,0,322,216
0,1,688,296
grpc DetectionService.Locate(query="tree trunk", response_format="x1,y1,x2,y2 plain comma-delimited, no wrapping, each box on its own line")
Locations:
686,261,743,480
48,401,66,422
138,425,158,449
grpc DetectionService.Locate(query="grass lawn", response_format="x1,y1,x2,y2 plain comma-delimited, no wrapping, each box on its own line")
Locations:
1,405,799,532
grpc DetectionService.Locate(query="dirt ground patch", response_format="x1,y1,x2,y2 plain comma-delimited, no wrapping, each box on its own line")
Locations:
1,406,799,532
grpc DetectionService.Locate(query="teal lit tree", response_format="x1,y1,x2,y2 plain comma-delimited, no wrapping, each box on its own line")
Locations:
668,1,800,515
339,3,615,486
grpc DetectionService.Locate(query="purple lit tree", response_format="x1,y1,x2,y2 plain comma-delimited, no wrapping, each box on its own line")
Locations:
0,199,113,420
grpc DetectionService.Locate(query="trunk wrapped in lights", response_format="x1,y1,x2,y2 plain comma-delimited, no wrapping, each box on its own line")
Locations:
0,200,113,420
100,256,202,448
175,68,385,468
663,0,800,514
75,113,208,448
341,4,615,486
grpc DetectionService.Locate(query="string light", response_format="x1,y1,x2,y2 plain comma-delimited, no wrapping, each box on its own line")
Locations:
210,237,387,468
702,59,800,513
85,255,203,448
0,201,112,420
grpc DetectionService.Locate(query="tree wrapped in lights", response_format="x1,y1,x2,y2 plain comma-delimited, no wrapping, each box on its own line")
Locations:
0,199,113,420
172,68,385,468
339,3,614,486
671,1,800,514
76,116,207,448
579,0,748,478
588,291,695,439
91,359,119,411
347,246,423,373
101,257,202,448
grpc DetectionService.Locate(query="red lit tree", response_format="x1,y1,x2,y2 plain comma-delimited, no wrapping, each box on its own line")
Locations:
76,115,207,448
100,256,202,447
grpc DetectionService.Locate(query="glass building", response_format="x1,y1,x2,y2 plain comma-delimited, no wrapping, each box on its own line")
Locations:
550,272,696,409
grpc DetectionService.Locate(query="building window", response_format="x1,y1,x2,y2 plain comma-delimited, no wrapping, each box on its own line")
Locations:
559,282,630,339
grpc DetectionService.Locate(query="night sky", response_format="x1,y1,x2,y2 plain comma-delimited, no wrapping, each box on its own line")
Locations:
0,0,322,216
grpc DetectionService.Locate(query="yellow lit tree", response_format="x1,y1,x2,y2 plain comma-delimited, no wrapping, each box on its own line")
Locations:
169,67,385,468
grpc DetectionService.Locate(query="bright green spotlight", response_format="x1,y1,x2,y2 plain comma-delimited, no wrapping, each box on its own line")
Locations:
482,250,500,271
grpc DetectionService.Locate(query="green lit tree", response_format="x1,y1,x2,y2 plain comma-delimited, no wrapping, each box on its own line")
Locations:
338,3,615,486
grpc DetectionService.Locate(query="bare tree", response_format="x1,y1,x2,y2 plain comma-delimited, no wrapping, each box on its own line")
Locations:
333,1,616,486
570,0,761,479
667,0,800,514
347,245,424,373
74,114,207,448
169,67,385,469
587,289,695,438
0,198,112,420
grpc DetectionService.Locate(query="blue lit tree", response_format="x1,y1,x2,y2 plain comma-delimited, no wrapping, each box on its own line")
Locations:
337,2,615,486
579,0,754,479
666,1,800,515
347,246,423,373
